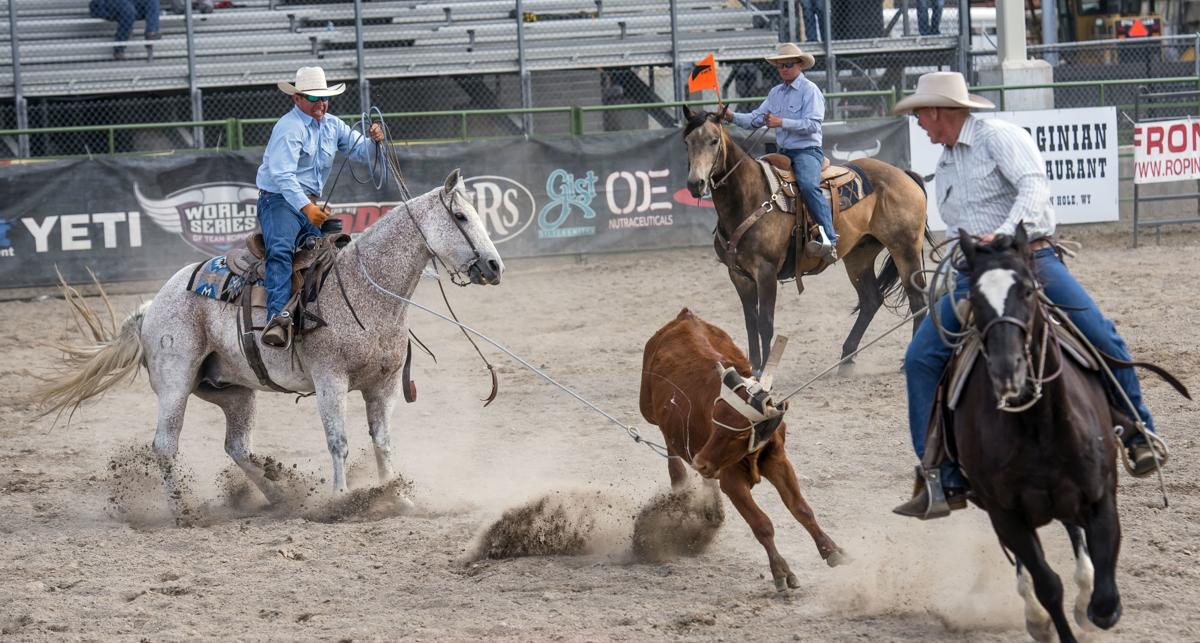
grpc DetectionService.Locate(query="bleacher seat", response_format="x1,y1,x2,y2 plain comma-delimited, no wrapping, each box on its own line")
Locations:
0,0,783,98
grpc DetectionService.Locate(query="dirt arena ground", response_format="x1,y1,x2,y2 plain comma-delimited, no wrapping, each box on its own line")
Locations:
2,223,1198,641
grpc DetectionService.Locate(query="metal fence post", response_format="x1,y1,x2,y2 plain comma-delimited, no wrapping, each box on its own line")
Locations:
185,1,203,149
670,0,682,111
957,0,970,76
516,0,533,136
822,2,836,118
1133,86,1142,248
354,0,370,113
8,1,29,158
570,106,584,136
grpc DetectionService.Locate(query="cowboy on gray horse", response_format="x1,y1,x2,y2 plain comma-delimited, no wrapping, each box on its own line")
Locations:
256,66,385,348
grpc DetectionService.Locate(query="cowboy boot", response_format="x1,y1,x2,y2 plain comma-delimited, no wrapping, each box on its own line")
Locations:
262,311,293,349
892,465,968,520
1127,432,1169,478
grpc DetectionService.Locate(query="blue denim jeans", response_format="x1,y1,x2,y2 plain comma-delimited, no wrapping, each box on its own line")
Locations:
256,191,322,320
782,146,837,246
916,0,944,35
904,247,1156,489
802,0,824,42
89,0,161,42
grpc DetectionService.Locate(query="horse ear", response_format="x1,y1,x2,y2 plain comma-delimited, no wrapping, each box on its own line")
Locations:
719,104,730,122
682,104,696,121
958,229,976,268
443,169,462,194
1013,223,1029,251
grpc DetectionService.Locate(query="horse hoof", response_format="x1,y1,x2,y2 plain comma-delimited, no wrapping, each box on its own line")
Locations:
1025,619,1054,643
1088,599,1122,630
786,572,800,589
825,548,850,567
837,362,856,378
773,576,789,592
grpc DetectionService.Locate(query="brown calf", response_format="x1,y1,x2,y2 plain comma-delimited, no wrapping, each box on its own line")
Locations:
639,308,846,590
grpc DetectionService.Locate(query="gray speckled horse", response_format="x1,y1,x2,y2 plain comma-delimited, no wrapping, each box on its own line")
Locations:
35,170,503,517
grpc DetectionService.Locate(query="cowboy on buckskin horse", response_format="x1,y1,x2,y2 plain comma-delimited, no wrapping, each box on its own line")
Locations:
257,66,385,348
891,71,1171,519
719,42,838,261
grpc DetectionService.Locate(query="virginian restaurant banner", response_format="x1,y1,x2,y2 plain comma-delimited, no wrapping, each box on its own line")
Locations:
0,119,908,288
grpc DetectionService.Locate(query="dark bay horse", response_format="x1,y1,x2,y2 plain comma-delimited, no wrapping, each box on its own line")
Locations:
682,106,930,374
954,230,1137,642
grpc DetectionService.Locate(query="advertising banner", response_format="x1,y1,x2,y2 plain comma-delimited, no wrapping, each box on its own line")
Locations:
1133,117,1200,184
909,106,1120,231
0,118,908,289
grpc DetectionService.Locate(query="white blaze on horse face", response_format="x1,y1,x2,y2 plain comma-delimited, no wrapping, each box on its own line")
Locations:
978,268,1018,319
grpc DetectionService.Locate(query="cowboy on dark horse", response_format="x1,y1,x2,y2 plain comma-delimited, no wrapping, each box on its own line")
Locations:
892,71,1171,518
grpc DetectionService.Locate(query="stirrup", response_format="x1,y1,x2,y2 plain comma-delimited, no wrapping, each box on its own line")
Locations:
892,465,952,520
262,311,293,349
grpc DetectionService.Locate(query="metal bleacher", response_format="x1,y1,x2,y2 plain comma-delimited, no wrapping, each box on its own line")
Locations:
0,0,781,98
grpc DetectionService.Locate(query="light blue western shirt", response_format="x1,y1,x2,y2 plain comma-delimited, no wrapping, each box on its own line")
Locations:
255,106,376,213
729,75,825,150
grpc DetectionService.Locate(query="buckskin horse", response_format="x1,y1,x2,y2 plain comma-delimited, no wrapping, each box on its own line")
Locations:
34,170,503,519
682,105,930,374
951,229,1188,642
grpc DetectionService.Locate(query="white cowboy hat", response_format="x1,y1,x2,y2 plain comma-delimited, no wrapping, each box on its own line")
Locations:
763,42,816,71
277,66,346,97
892,71,994,114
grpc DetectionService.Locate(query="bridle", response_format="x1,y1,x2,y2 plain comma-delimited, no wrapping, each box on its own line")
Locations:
975,281,1064,413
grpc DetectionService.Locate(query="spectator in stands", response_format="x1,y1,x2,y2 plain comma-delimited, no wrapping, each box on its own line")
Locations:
916,0,944,35
255,67,385,348
801,0,824,42
719,42,837,260
89,0,161,61
170,0,214,14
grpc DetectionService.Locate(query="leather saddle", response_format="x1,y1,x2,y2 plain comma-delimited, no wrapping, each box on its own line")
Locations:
224,231,351,315
758,154,869,282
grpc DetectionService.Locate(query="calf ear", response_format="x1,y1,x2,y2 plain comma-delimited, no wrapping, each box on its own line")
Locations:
958,229,976,269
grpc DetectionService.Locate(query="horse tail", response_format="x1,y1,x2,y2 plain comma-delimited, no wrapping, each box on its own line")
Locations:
33,274,147,422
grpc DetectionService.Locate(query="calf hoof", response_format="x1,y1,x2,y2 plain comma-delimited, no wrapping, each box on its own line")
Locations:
1089,599,1122,630
824,548,850,567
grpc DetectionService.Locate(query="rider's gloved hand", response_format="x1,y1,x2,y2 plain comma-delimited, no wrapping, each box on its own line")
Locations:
302,203,331,227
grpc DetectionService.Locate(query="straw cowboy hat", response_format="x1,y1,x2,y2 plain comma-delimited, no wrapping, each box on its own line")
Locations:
892,71,994,114
764,42,816,71
277,66,345,97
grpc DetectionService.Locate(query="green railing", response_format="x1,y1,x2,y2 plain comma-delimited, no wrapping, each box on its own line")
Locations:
898,75,1200,112
0,89,897,159
3,77,1195,160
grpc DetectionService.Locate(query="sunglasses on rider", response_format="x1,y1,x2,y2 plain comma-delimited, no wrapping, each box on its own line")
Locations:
303,95,331,103
773,62,797,69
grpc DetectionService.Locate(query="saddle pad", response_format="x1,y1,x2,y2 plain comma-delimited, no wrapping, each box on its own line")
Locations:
822,162,873,215
186,256,246,303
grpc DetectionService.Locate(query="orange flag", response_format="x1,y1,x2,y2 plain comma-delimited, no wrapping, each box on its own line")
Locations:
687,53,719,95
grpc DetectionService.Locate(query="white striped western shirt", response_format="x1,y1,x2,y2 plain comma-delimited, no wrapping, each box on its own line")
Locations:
936,115,1056,240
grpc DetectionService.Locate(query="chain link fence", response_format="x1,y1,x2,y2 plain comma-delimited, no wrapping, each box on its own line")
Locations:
5,0,1189,158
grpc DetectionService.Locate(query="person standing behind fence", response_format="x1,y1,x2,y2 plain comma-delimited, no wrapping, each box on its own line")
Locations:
720,42,837,260
255,66,385,348
801,0,825,42
88,0,161,61
916,0,944,35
